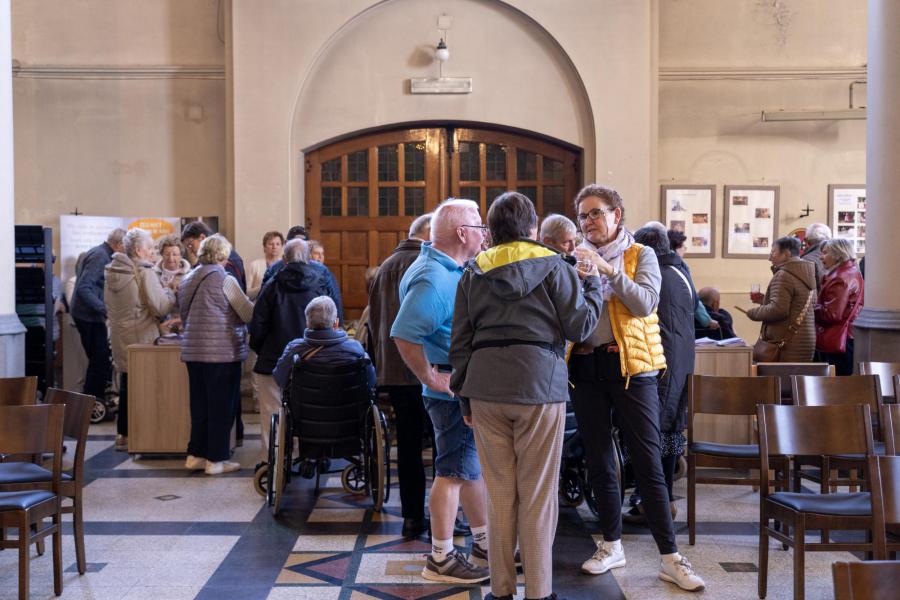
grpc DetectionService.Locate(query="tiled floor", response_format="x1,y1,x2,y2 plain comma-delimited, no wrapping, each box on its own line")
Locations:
0,415,857,599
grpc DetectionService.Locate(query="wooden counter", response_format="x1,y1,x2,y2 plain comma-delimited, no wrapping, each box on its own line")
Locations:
692,345,754,444
127,344,192,454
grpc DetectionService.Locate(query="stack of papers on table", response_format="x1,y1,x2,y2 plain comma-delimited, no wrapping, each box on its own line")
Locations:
695,337,746,347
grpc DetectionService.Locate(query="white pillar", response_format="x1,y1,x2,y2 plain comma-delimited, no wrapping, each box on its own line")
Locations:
0,0,26,377
854,0,900,364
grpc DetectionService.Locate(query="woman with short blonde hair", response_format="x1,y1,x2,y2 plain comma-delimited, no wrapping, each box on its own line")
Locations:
814,238,864,375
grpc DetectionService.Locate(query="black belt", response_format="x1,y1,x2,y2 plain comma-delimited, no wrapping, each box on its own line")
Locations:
472,339,563,358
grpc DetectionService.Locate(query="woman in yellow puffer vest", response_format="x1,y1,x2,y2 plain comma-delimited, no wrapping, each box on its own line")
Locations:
568,184,705,593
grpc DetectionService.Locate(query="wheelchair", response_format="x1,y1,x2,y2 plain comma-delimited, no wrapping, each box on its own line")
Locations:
261,356,391,516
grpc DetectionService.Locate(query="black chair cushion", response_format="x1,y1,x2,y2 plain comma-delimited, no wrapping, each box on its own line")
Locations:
689,442,759,458
0,490,56,511
832,442,886,460
0,462,72,484
767,491,871,516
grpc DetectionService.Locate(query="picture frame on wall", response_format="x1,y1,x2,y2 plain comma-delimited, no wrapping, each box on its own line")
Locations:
723,185,779,259
827,184,866,256
659,185,716,258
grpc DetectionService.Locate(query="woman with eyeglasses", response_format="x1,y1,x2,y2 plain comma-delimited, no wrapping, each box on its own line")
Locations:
569,184,705,592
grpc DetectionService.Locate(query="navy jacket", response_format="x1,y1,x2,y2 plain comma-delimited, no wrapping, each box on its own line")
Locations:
263,259,343,322
71,241,114,323
249,262,330,374
273,328,375,390
226,248,247,293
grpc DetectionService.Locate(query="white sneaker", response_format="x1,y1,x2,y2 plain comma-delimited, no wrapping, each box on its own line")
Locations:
185,455,207,470
205,460,241,475
659,553,705,591
581,540,626,575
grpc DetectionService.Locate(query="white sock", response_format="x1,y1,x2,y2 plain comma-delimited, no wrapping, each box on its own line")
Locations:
471,525,488,550
431,537,454,562
661,552,681,564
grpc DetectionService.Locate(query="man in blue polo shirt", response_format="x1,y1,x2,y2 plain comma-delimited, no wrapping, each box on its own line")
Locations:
391,199,490,584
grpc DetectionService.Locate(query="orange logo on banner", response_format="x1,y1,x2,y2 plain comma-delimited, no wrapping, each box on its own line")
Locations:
788,227,807,243
128,218,175,240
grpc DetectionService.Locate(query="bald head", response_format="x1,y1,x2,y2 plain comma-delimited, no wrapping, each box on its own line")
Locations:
698,287,720,311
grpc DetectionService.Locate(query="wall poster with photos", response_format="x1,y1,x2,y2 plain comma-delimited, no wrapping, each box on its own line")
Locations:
723,185,779,258
828,184,866,256
660,185,715,257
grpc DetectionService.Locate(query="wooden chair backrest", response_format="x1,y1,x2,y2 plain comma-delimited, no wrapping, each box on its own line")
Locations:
860,361,900,400
45,388,94,483
792,375,883,438
0,376,38,406
884,404,900,455
832,561,900,599
0,405,65,491
754,362,833,402
869,455,900,560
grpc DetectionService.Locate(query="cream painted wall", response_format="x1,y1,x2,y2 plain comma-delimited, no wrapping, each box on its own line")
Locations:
658,0,867,342
231,0,655,262
11,0,226,265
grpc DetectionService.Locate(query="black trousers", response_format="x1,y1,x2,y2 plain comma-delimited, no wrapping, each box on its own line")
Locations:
74,318,111,401
570,351,678,555
384,385,431,519
817,338,855,376
186,361,241,462
117,373,128,436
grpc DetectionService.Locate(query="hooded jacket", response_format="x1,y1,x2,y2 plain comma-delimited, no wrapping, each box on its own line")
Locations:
747,256,818,362
104,253,175,371
249,261,331,374
815,259,864,353
449,240,602,413
655,252,696,432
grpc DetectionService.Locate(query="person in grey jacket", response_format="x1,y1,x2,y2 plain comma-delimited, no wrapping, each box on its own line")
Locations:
71,228,125,406
450,192,602,600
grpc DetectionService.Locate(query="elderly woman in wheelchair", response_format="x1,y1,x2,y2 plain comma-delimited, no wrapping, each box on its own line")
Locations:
255,296,389,515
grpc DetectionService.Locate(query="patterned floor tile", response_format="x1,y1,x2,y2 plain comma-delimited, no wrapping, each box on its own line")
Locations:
307,508,367,522
294,534,359,551
267,585,342,600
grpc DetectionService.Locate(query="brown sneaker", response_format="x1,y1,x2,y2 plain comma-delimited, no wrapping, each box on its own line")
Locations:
421,549,490,584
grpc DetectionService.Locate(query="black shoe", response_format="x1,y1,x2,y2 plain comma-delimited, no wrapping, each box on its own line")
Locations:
453,516,471,537
401,517,429,538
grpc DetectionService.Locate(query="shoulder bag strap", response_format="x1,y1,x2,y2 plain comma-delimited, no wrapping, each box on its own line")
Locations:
184,270,216,316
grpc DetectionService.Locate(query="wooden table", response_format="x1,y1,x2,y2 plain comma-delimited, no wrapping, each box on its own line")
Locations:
692,345,754,444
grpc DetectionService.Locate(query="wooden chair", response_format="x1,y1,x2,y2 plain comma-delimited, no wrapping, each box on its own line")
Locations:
869,454,900,560
860,361,900,403
0,405,65,600
752,362,833,404
832,560,900,600
686,375,785,545
885,404,900,456
758,404,876,600
792,374,883,492
0,376,38,406
0,389,94,574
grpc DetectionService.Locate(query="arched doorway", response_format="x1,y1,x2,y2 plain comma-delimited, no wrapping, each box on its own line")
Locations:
305,124,581,318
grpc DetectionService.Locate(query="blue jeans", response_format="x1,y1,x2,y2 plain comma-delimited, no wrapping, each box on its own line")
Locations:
423,396,481,480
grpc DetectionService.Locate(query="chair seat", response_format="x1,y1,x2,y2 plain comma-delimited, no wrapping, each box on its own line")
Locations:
0,490,56,511
0,462,73,484
689,441,759,458
831,442,886,460
768,491,871,516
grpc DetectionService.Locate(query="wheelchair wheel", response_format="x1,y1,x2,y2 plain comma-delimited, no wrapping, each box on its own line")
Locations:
559,469,583,507
253,464,268,497
270,408,290,516
266,412,279,507
365,404,389,512
341,463,367,495
90,399,107,424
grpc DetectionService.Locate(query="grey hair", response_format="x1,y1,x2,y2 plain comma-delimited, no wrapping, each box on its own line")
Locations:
305,296,338,329
284,238,309,264
123,228,153,258
822,238,856,264
409,213,433,239
197,233,232,265
642,220,667,234
805,223,832,244
107,228,127,246
539,214,577,242
431,198,480,246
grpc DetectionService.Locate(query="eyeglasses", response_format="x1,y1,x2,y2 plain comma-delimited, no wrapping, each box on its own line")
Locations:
576,207,614,223
459,225,489,234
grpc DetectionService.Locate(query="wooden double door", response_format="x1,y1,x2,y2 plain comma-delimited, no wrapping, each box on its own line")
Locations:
305,126,581,318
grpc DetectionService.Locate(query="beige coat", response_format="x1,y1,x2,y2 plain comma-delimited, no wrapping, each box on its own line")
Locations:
747,257,817,362
104,253,176,371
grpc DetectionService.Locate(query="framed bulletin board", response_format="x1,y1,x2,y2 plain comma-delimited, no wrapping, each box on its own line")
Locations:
660,185,716,258
723,185,779,259
828,184,866,256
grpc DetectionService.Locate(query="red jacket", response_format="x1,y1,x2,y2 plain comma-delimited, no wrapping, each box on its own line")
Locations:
814,260,864,353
